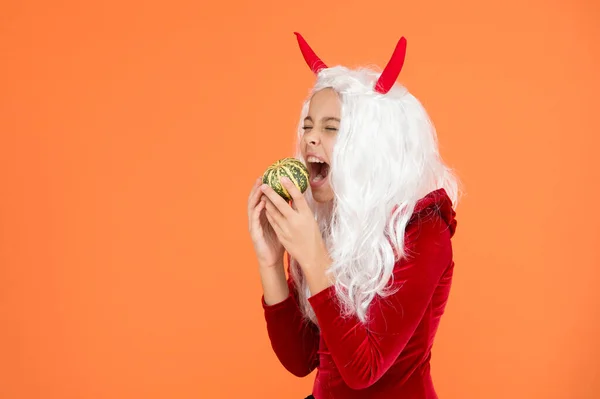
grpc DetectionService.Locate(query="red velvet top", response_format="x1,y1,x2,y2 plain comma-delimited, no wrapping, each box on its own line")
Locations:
261,189,457,399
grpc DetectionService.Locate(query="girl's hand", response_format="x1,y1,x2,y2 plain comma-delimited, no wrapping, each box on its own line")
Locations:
260,177,329,274
247,177,285,269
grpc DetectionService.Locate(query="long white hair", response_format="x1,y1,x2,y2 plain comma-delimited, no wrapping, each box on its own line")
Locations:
289,65,460,325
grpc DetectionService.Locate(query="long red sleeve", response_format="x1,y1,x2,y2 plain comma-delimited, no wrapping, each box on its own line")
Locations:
262,276,320,377
261,189,457,398
307,204,455,390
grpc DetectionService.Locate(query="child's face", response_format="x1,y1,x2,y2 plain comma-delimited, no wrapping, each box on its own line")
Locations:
301,88,340,203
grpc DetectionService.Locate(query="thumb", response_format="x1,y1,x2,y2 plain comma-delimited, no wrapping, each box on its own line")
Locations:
281,177,307,211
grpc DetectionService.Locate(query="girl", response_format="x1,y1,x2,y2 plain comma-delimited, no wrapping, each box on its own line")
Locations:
247,32,459,399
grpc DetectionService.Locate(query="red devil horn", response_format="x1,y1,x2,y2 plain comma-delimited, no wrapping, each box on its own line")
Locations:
294,32,328,74
374,37,407,94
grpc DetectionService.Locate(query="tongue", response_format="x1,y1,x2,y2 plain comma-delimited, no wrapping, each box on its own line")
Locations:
312,164,329,182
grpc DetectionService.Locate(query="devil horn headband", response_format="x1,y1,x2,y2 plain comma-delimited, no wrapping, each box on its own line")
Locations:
293,32,407,95
294,32,328,73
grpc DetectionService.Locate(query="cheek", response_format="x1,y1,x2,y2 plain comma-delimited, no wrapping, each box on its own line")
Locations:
299,140,308,155
324,138,336,161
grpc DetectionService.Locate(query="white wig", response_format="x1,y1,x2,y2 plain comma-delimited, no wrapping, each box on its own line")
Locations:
289,34,460,324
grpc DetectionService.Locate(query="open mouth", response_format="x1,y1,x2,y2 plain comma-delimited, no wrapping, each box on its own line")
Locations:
306,156,330,184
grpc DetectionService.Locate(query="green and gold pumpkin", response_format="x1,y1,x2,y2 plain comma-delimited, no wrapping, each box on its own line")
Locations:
262,157,309,201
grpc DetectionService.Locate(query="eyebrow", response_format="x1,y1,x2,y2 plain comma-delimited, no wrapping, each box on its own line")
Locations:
304,116,340,123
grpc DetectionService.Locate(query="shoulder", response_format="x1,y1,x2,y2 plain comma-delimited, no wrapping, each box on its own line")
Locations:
397,189,457,264
409,188,457,238
380,189,457,303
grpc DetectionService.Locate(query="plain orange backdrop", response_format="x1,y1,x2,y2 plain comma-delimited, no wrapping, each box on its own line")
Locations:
1,0,599,398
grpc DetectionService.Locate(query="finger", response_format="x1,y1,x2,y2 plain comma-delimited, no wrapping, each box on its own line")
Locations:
265,207,286,241
254,196,266,217
280,177,308,212
260,183,294,218
264,195,285,228
249,177,261,195
250,177,264,197
248,178,264,212
250,197,266,231
248,178,260,205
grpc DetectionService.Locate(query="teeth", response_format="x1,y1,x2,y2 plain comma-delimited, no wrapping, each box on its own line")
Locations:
306,156,325,163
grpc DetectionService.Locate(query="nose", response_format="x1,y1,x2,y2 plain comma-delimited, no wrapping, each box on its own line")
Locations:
303,129,320,146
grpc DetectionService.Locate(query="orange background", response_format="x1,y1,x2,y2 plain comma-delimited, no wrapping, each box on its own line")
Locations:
1,0,599,398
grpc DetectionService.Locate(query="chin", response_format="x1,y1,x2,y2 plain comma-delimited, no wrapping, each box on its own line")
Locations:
311,188,334,203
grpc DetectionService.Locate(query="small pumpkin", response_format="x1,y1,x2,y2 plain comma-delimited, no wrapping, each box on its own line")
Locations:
262,157,309,201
